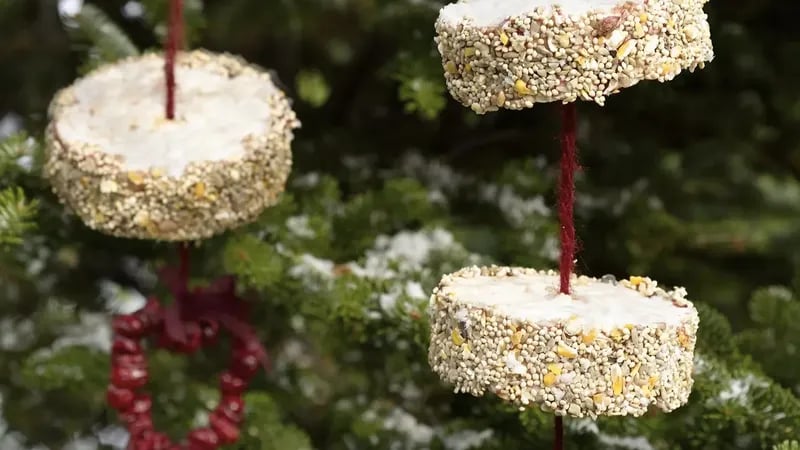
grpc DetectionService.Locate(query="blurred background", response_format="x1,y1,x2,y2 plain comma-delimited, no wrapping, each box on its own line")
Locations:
0,0,799,449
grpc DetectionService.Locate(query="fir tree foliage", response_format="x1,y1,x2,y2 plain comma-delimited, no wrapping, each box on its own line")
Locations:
0,1,798,449
0,133,39,249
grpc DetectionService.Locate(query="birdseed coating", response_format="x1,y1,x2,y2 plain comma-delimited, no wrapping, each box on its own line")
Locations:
435,0,714,112
44,50,300,241
428,266,699,418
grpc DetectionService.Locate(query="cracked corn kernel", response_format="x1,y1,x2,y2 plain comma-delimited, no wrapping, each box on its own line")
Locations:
648,375,659,388
193,182,206,198
127,171,145,185
677,330,690,348
616,39,636,59
592,393,605,404
631,363,641,377
557,345,577,358
514,79,532,95
451,328,464,346
499,31,509,45
611,364,624,396
445,61,457,74
639,12,648,23
464,47,475,57
543,372,557,387
612,375,624,396
547,363,562,375
629,276,644,286
511,329,525,346
610,328,623,341
581,329,597,344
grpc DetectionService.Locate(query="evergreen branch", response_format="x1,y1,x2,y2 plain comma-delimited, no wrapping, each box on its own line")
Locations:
66,4,139,71
0,187,38,248
685,215,800,253
0,132,32,180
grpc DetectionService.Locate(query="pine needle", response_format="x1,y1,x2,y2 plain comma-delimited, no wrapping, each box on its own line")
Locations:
0,187,38,248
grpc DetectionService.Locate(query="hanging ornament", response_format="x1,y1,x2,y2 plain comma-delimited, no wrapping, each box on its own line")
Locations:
435,0,713,112
429,0,712,447
43,1,295,448
44,50,299,241
107,256,269,449
428,267,698,418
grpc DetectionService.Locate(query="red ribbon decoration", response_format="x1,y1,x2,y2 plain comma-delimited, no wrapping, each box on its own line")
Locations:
554,102,579,450
108,256,270,449
156,265,270,372
164,0,183,120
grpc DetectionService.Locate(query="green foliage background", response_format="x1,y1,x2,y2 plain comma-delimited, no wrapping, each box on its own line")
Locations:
0,0,799,449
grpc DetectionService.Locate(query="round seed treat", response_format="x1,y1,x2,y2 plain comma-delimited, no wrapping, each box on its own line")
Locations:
428,266,699,418
44,50,300,241
435,0,714,112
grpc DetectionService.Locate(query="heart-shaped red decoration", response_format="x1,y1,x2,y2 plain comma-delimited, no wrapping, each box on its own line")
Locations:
106,298,268,450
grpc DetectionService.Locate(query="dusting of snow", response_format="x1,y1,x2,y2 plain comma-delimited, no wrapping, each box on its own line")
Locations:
382,408,435,445
58,0,83,17
763,286,793,302
398,381,422,401
428,189,447,205
404,281,426,300
290,315,306,332
121,257,158,289
570,418,654,450
0,113,21,138
100,280,146,315
379,292,400,312
716,374,767,404
398,153,470,195
96,425,128,449
479,183,550,227
64,436,99,450
121,1,144,19
288,254,335,279
0,430,26,450
0,318,35,351
443,429,494,450
292,172,321,188
570,418,599,434
286,215,315,238
541,235,560,261
349,228,457,278
598,435,655,450
692,353,709,375
52,312,112,352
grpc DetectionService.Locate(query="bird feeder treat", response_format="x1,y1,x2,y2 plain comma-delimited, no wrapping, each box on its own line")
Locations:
435,0,714,112
44,50,300,241
428,266,699,418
